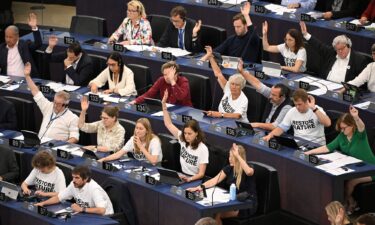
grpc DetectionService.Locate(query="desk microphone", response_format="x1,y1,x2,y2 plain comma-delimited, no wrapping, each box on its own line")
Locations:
211,171,222,206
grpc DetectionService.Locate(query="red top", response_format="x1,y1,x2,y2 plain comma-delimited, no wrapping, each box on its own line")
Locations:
135,75,193,107
362,0,375,21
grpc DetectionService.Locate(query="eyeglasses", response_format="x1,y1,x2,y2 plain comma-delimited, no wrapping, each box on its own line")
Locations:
340,125,350,132
53,101,64,107
335,45,347,52
107,62,118,67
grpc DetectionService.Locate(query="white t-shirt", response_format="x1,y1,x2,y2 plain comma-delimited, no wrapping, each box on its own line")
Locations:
177,131,209,176
218,82,249,123
24,167,66,193
58,179,114,215
122,136,163,163
277,44,307,72
278,105,326,145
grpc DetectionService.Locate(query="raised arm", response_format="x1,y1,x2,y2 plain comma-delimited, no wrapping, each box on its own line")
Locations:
241,2,252,26
262,21,279,53
206,46,227,89
308,95,331,127
78,96,89,129
24,62,39,96
349,105,365,132
232,143,253,175
237,59,261,90
162,90,180,138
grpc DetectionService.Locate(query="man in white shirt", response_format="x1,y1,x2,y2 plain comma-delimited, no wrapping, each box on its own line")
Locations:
299,22,371,84
0,13,42,77
35,165,114,215
24,63,79,143
263,89,331,146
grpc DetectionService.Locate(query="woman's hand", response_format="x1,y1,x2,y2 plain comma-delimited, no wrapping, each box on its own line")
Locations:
81,96,89,111
262,21,268,36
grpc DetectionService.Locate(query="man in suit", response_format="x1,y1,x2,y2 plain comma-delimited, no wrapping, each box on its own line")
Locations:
318,0,370,19
0,13,41,77
0,145,19,183
45,35,93,86
157,6,202,53
300,21,371,84
0,97,17,130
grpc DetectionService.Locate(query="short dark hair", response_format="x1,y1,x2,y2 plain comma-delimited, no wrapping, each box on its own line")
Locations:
179,119,205,149
292,88,308,102
356,213,375,225
72,165,92,182
67,42,82,56
232,13,246,25
273,83,290,98
32,150,56,169
170,6,186,20
286,29,304,54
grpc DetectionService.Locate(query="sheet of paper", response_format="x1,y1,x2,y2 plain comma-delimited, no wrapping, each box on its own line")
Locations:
0,84,19,91
218,0,240,4
308,89,327,96
325,167,354,176
354,101,371,109
62,84,81,92
317,152,347,161
12,135,24,140
70,149,84,157
125,45,153,52
103,96,120,103
151,111,163,117
265,4,296,15
196,187,230,206
0,75,11,83
349,19,375,29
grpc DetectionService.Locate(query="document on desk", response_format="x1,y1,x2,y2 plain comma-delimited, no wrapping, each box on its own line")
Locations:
349,19,375,30
265,4,296,15
196,187,230,206
126,45,153,52
0,75,11,83
0,84,19,91
316,152,347,161
46,82,80,92
150,104,175,117
157,47,191,57
316,153,362,175
354,101,371,110
52,144,81,153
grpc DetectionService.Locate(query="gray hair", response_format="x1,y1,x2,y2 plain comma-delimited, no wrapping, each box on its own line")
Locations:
332,35,352,48
55,91,70,105
228,73,246,90
5,25,19,36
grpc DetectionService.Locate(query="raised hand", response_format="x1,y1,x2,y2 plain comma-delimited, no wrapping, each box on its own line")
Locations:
334,208,345,225
162,89,169,106
299,21,308,36
204,46,213,58
80,96,89,111
24,62,32,77
237,59,244,73
307,95,316,110
241,2,251,16
28,13,38,29
349,105,359,118
193,20,202,37
48,35,58,48
262,21,268,35
231,143,240,158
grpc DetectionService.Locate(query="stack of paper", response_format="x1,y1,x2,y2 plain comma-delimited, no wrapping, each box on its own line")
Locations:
349,19,375,30
0,75,11,83
196,187,230,206
265,4,296,15
315,152,361,175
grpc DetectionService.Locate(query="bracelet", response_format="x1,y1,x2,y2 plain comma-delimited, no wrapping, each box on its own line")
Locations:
221,112,224,118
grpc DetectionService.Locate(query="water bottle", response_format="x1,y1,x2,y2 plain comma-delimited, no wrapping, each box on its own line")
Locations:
230,183,236,201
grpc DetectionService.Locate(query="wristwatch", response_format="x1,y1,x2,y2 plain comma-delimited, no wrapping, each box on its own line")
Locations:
221,112,224,118
313,108,319,113
82,207,87,213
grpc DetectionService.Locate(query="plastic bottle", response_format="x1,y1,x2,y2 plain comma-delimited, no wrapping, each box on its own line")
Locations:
229,183,236,201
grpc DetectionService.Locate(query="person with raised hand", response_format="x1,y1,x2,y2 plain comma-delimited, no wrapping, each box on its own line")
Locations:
325,201,351,225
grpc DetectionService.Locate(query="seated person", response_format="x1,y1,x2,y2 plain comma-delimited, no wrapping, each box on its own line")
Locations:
36,165,114,215
0,145,19,183
262,21,306,73
157,6,202,53
130,61,192,106
79,97,125,152
98,118,162,165
356,213,375,225
360,0,375,24
89,52,137,96
342,44,375,92
162,90,208,182
237,60,292,131
45,36,93,86
280,0,317,10
325,201,351,225
200,2,261,63
320,0,369,20
0,96,17,130
24,63,79,143
195,217,218,225
21,150,66,197
0,13,41,77
305,106,375,215
300,22,371,83
204,46,249,122
188,144,257,224
108,0,152,45
263,89,331,145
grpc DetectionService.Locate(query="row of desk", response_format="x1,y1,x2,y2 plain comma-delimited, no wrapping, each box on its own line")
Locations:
76,0,375,54
2,73,375,225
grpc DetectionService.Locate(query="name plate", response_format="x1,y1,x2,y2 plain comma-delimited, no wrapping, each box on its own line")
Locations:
9,139,22,148
64,36,75,45
185,190,203,201
88,93,101,103
102,162,119,172
208,0,219,6
226,127,237,137
135,103,148,113
308,155,320,165
57,149,72,159
113,43,125,52
254,5,267,14
299,81,310,91
145,175,158,185
161,51,173,61
300,13,314,22
345,22,359,32
39,85,51,94
37,206,49,216
181,114,192,123
254,71,267,80
342,92,355,103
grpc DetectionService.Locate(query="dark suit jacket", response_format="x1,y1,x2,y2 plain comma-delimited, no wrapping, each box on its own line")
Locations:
157,19,202,53
0,97,17,130
0,145,19,183
0,29,42,76
321,0,370,19
307,36,372,84
47,51,93,86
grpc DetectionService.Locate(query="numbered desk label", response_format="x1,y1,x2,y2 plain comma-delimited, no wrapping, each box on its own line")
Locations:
64,36,75,45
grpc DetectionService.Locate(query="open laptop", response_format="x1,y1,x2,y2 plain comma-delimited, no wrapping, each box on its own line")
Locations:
235,121,255,135
0,181,20,200
157,168,185,186
274,136,301,149
21,130,41,147
221,56,241,69
262,60,282,77
144,98,163,113
82,149,99,160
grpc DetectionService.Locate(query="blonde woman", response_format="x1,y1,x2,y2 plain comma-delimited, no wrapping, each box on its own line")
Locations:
187,144,257,225
325,201,351,225
98,118,162,165
108,0,152,45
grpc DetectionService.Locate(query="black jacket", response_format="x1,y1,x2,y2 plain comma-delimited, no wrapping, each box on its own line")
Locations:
0,145,19,183
46,51,93,86
157,19,201,53
0,29,42,76
321,0,370,19
307,35,371,83
0,97,17,130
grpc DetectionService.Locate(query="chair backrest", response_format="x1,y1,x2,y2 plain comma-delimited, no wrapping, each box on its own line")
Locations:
147,14,170,44
366,126,375,156
88,54,108,81
56,161,74,186
304,41,322,77
13,149,32,183
250,161,280,215
325,109,343,144
126,63,152,96
182,72,212,110
70,15,108,36
242,85,267,123
204,144,229,178
118,118,136,144
158,133,181,172
200,24,227,49
3,96,36,132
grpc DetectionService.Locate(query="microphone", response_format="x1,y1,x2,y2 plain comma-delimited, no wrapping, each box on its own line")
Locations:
211,171,222,206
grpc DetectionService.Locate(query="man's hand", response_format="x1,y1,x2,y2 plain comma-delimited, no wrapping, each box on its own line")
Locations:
204,46,213,59
237,59,244,74
323,11,333,20
299,21,308,36
24,62,32,77
192,20,202,37
262,21,268,36
349,105,359,119
359,16,368,25
90,83,98,93
28,13,38,29
81,96,89,111
287,3,300,9
165,67,177,85
48,35,58,49
64,58,74,68
241,2,251,16
307,95,316,110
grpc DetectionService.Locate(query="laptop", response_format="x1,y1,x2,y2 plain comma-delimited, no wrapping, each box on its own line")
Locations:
274,136,301,149
0,181,20,200
157,168,185,186
262,60,282,77
235,121,255,135
82,149,99,160
21,130,41,147
144,98,163,113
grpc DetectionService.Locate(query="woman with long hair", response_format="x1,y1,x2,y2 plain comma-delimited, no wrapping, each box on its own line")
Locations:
325,201,351,225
